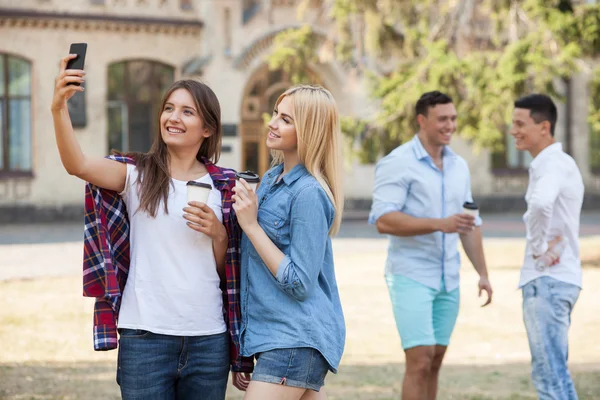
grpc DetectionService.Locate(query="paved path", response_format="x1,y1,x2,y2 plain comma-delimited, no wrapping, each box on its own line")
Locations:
1,212,599,245
338,212,600,238
1,213,598,282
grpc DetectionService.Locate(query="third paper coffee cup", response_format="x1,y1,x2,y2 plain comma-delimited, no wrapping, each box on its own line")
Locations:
187,181,212,204
463,201,479,218
235,171,260,192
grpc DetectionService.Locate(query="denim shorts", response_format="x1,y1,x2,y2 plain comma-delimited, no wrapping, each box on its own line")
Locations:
252,348,329,391
386,274,460,350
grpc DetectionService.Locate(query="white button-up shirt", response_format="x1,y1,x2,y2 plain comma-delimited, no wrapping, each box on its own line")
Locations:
519,142,584,288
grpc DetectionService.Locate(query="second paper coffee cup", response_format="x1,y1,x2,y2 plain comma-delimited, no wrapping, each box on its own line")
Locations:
235,171,261,192
187,181,212,204
463,201,479,218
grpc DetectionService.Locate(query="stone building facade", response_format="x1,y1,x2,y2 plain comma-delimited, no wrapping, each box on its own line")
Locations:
0,0,598,222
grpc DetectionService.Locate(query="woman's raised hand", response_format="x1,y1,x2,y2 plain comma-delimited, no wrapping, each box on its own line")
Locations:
51,54,85,112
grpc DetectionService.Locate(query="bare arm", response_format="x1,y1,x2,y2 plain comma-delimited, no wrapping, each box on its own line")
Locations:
460,227,488,278
460,227,493,306
51,54,126,192
376,211,476,236
376,211,440,236
212,235,228,281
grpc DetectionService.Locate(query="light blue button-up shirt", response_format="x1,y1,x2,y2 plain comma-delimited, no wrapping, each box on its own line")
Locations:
369,135,481,292
240,164,345,372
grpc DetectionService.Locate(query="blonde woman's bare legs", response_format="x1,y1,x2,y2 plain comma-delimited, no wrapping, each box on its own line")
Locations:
243,382,327,400
243,381,305,400
300,387,327,400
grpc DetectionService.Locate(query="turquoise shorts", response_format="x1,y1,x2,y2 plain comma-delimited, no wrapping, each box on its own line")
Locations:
385,274,460,350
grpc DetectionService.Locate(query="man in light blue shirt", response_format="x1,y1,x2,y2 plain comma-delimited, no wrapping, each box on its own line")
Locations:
369,91,493,400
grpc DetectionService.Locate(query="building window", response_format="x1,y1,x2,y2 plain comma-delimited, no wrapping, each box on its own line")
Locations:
180,0,193,11
0,54,32,176
491,132,532,173
243,0,260,24
107,60,174,153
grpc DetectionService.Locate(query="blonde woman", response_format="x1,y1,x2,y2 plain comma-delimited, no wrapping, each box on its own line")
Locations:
232,85,345,399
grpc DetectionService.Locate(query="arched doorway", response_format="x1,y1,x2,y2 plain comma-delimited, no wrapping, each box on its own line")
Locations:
239,65,319,175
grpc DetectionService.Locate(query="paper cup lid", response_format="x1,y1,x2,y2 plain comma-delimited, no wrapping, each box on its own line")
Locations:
235,171,260,183
186,181,212,189
463,201,479,210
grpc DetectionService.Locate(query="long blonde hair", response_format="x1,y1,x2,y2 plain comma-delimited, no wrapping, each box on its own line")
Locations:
271,85,344,236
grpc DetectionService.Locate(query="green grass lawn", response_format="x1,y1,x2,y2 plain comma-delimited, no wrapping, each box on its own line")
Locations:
1,237,599,399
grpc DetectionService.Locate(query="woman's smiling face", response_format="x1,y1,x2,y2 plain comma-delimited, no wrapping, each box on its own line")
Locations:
266,95,298,153
160,88,210,149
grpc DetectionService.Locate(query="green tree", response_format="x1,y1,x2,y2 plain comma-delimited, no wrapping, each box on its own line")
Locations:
268,0,600,161
267,25,320,84
588,68,600,170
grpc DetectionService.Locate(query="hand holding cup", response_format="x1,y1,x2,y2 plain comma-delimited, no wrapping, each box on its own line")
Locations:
235,171,260,194
232,178,259,232
462,201,479,218
183,181,226,240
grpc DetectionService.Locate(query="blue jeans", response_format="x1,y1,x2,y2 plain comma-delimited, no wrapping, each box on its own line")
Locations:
522,277,580,400
117,329,229,400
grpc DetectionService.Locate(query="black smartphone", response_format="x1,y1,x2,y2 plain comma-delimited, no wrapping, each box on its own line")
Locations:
66,43,87,86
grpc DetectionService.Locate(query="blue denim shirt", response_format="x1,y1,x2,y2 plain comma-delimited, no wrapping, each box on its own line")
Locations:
369,135,482,292
240,164,346,372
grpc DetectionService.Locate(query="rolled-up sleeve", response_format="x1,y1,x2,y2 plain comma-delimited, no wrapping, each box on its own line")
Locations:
526,166,562,257
275,186,333,301
369,153,409,224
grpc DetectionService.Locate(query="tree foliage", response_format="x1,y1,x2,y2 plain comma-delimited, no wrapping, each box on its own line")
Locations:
267,0,600,161
588,67,600,170
267,25,320,84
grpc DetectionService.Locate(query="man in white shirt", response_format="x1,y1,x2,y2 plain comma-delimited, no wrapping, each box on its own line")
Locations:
511,94,584,400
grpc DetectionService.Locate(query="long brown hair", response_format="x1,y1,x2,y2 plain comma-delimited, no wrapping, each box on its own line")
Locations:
117,80,222,217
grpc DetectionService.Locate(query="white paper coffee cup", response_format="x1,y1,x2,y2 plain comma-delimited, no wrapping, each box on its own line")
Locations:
235,171,260,193
463,202,479,218
186,181,212,204
236,180,259,192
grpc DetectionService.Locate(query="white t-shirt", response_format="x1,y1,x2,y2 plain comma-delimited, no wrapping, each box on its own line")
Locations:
117,164,227,336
